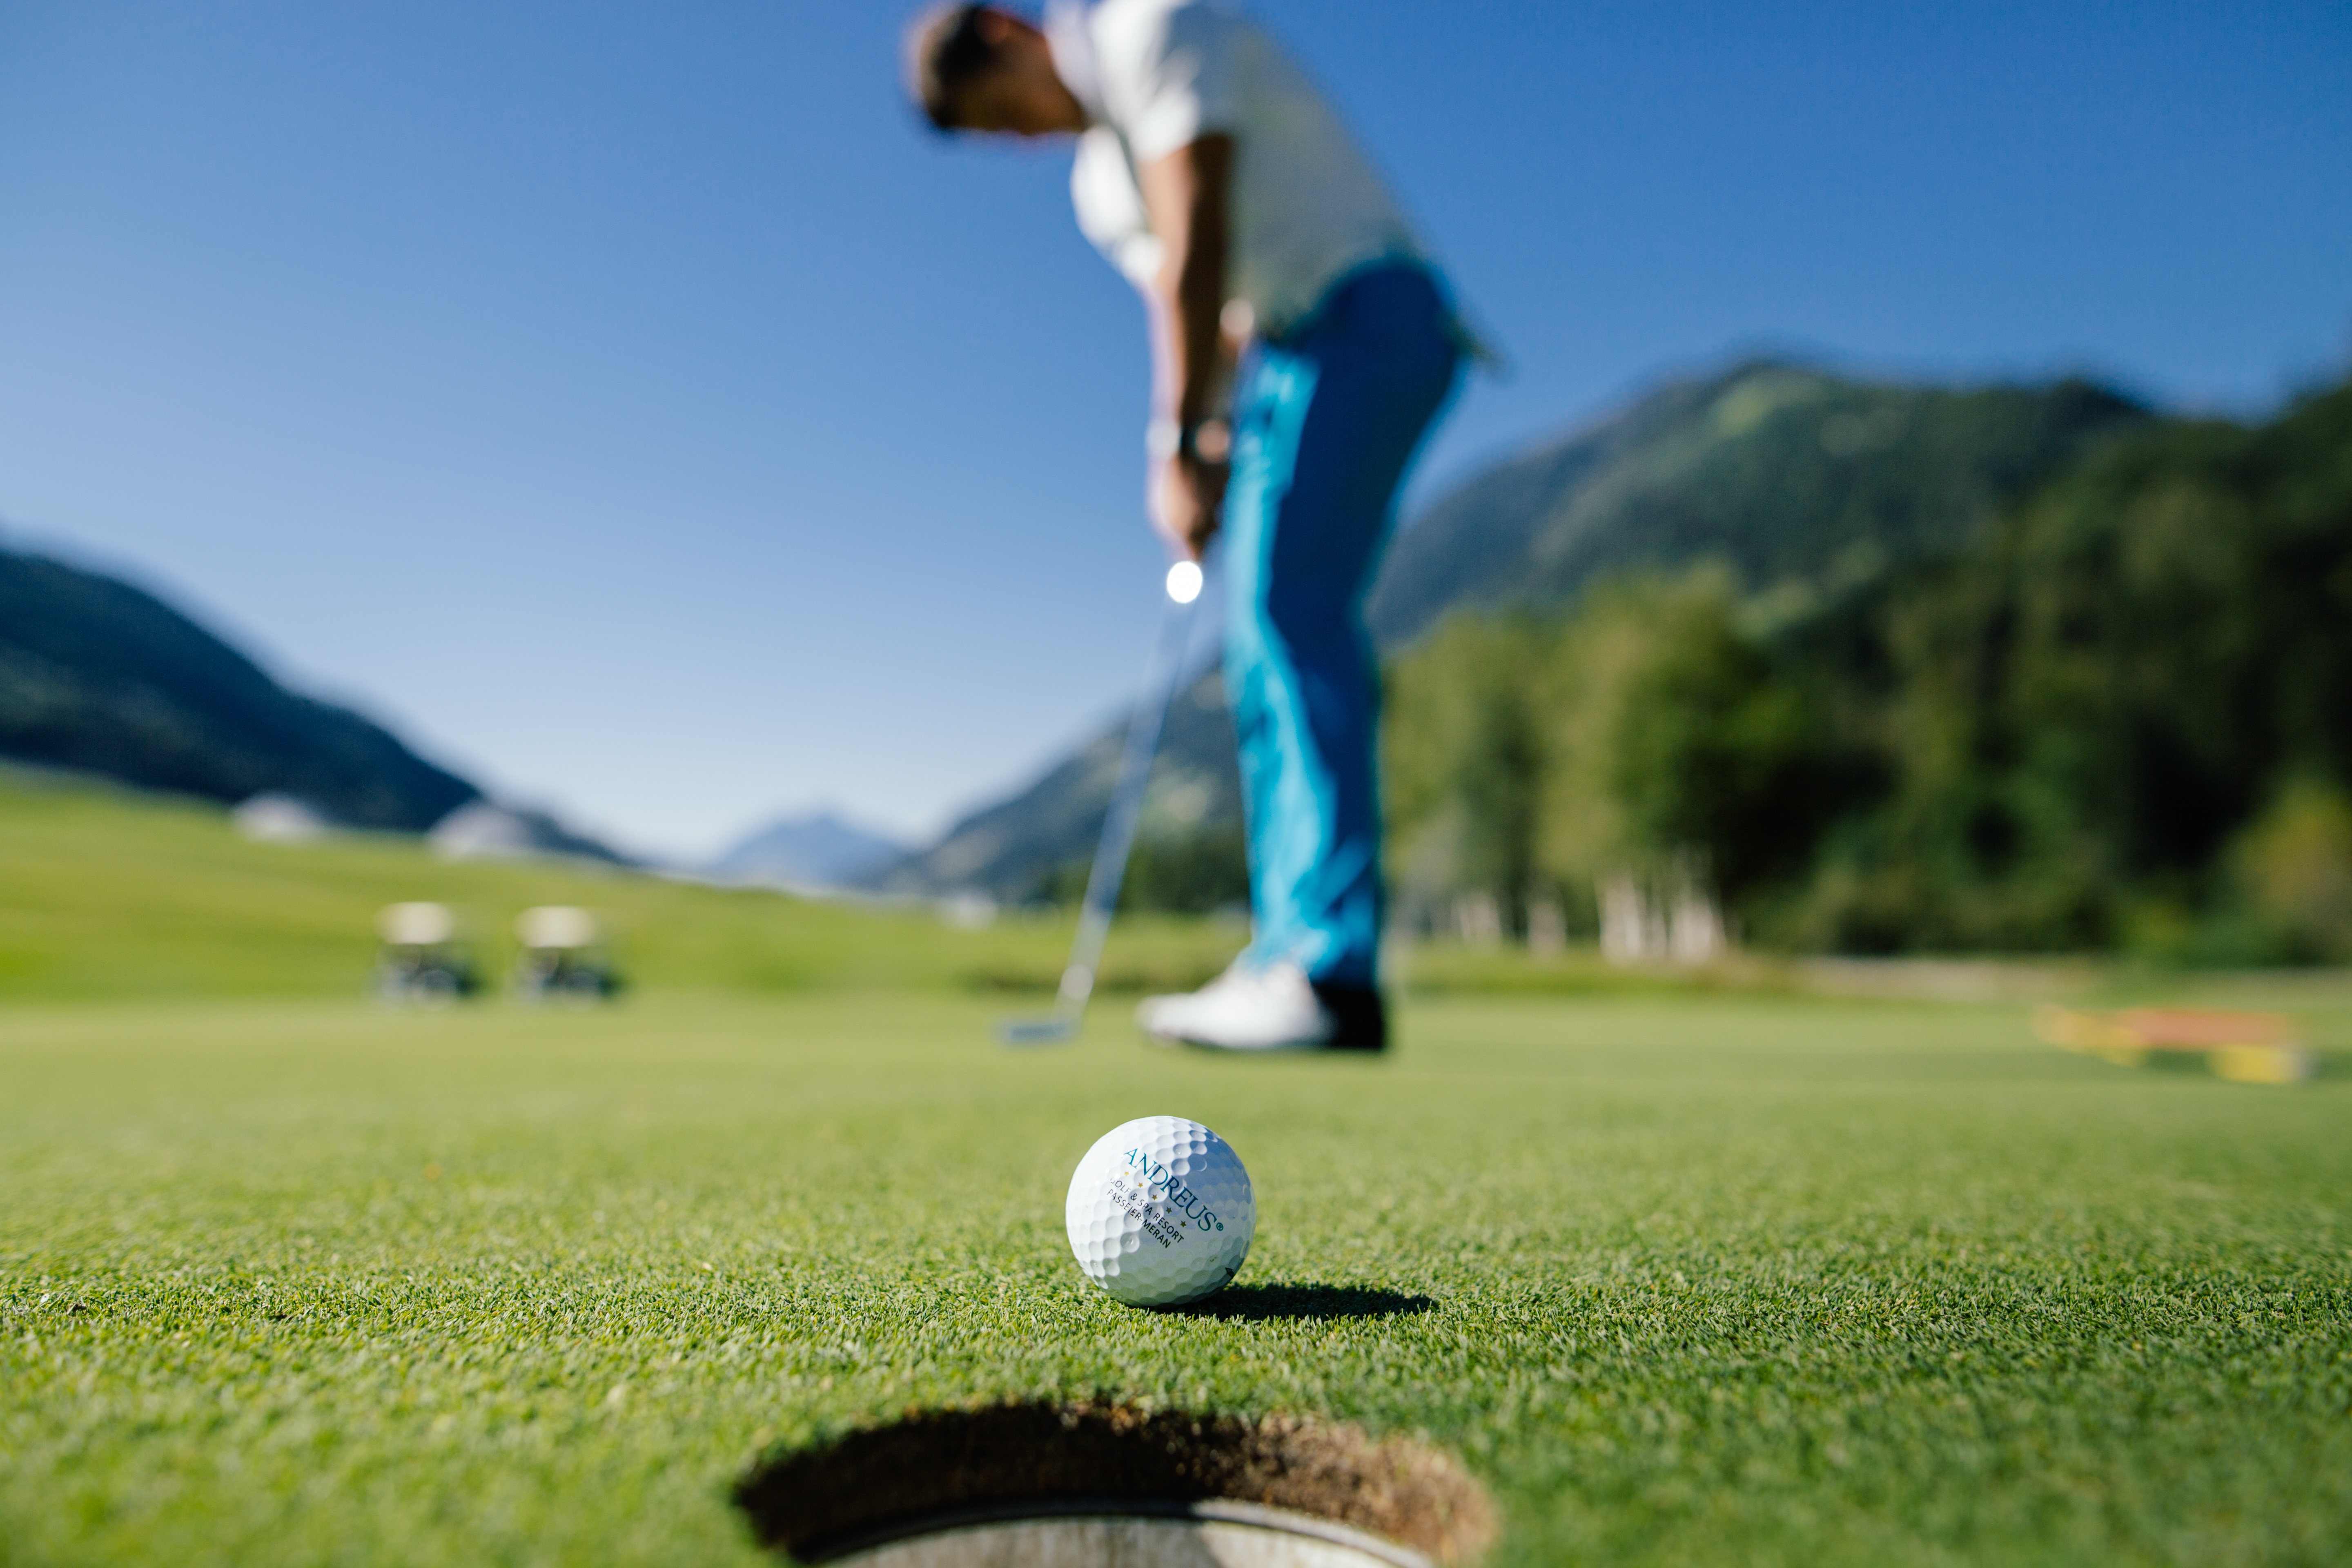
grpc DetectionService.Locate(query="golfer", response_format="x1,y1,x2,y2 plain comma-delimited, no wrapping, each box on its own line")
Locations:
908,0,1466,1052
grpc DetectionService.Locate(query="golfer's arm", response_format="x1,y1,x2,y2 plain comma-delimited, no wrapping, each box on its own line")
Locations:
1135,134,1234,434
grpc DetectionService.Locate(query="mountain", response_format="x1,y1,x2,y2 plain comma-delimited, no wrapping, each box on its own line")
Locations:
871,359,2152,900
708,810,908,891
1365,359,2145,645
0,544,479,831
871,667,1240,904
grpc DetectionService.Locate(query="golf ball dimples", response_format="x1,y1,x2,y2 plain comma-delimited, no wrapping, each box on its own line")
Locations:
1065,1116,1253,1308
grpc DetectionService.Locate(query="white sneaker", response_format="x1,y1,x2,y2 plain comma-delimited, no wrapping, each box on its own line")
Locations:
1136,959,1335,1052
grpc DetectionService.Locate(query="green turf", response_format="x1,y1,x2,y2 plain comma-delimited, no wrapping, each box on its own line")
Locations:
4,990,2347,1567
0,768,1243,1002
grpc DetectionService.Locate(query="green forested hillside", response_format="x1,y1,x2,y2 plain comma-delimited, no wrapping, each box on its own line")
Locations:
0,546,478,829
871,668,1243,904
1388,374,2352,961
1365,361,2145,646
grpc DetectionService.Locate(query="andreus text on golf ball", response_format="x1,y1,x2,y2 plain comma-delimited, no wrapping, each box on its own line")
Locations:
1111,1147,1225,1245
1065,1115,1254,1308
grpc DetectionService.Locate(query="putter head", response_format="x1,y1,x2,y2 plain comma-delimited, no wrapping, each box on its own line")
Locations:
997,1015,1078,1046
996,960,1096,1044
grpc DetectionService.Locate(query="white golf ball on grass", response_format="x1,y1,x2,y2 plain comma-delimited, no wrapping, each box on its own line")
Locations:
1065,1115,1254,1308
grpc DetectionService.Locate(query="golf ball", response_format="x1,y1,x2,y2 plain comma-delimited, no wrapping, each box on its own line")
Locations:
1065,1115,1254,1308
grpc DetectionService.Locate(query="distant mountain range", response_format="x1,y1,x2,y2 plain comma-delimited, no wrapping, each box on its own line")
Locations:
0,542,624,859
707,810,907,891
870,668,1239,903
869,359,2151,900
1365,359,2143,645
0,544,479,830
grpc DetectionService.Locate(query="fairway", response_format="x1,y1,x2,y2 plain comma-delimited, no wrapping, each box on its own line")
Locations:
4,991,2348,1566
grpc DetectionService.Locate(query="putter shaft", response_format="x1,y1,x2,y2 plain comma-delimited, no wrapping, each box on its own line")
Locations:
999,580,1199,1043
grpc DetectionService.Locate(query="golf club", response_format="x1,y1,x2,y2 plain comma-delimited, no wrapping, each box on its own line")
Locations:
998,559,1206,1044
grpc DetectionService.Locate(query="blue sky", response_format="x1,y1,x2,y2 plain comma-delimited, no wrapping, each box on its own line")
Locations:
2,0,2346,859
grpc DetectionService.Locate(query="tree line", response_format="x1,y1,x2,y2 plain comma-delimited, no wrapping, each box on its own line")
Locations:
1385,374,2352,962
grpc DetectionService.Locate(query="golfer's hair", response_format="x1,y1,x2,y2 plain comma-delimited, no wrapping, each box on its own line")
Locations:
905,4,1010,131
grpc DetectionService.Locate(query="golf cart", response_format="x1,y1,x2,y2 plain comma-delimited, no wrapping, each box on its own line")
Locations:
374,902,481,1007
512,905,624,1004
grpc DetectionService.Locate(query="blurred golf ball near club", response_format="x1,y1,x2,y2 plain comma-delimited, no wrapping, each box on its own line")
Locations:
1165,560,1204,604
1065,1115,1254,1308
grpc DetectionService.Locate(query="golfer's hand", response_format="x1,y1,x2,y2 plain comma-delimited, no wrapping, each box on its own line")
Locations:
1152,452,1227,562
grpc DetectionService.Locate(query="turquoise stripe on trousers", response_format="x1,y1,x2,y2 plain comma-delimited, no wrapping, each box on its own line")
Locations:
1223,262,1461,987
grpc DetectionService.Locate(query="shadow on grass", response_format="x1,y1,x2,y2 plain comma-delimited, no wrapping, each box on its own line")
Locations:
1174,1283,1435,1321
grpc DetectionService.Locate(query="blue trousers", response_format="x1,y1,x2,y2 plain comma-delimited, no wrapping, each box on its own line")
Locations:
1223,262,1461,988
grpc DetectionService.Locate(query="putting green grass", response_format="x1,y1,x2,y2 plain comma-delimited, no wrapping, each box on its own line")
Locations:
4,991,2348,1567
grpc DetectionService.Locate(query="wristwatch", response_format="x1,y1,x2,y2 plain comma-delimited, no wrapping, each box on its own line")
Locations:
1145,417,1233,464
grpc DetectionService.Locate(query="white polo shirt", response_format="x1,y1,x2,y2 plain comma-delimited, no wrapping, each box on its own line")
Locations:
1046,0,1424,338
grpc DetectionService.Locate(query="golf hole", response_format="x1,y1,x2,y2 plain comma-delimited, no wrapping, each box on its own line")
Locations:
733,1400,1495,1567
